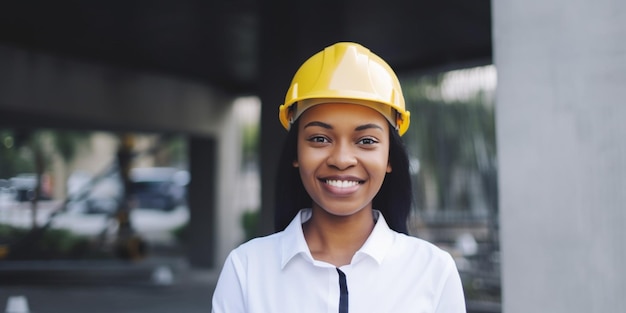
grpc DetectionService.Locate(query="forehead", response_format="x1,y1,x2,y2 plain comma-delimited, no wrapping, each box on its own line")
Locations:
298,102,389,126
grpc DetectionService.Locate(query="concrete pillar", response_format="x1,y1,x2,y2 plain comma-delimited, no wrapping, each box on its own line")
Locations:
493,0,626,312
214,100,247,267
187,136,217,268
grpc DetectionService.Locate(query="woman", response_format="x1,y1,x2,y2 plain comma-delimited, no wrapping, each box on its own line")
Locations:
212,42,466,313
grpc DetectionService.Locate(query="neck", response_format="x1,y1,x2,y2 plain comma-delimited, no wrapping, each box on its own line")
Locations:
303,207,375,267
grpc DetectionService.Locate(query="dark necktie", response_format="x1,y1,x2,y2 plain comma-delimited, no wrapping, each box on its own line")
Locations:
336,268,349,313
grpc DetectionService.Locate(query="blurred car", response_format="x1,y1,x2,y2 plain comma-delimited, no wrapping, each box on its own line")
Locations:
128,167,190,243
9,173,52,202
57,167,190,243
130,167,189,211
0,179,16,208
66,171,122,215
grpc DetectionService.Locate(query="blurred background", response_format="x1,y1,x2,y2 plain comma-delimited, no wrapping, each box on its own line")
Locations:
1,1,624,313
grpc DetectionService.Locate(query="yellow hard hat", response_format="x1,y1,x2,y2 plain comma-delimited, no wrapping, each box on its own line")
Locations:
278,42,410,135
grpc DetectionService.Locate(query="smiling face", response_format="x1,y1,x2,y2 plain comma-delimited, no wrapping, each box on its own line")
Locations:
294,102,392,217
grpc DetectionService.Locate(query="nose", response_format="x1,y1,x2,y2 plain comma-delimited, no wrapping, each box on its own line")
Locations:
326,140,357,170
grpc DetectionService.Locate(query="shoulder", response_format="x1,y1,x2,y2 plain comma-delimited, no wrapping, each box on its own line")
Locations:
226,231,284,264
226,209,308,267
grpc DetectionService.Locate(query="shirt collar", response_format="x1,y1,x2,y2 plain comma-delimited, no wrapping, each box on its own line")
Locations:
280,209,395,269
354,210,395,265
280,209,314,269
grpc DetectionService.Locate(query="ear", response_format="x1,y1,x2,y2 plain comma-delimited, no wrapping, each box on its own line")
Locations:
293,160,299,168
386,161,392,173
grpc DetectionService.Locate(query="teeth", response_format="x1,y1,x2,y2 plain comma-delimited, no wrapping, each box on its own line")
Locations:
326,180,359,188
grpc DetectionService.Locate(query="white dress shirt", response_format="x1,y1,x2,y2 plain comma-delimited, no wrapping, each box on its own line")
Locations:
212,209,466,313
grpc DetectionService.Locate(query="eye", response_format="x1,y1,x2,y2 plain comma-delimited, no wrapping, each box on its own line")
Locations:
307,135,330,144
357,137,379,145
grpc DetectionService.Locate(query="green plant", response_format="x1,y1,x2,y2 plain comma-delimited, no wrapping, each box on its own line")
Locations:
0,223,112,260
241,209,260,241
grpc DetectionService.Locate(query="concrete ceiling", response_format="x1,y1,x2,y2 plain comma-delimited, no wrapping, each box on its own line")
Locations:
0,0,492,95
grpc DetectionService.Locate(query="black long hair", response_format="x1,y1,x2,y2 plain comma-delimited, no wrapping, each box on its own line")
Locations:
273,119,413,234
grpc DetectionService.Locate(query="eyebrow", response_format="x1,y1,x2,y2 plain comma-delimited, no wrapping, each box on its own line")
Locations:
303,121,332,129
355,123,384,132
303,121,384,132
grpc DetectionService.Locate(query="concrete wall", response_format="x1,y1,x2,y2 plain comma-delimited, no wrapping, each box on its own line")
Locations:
0,44,230,134
493,0,626,312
